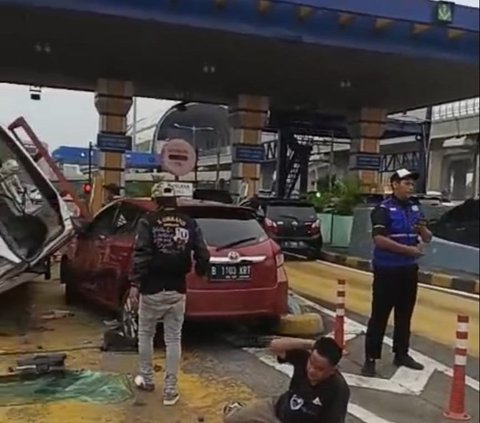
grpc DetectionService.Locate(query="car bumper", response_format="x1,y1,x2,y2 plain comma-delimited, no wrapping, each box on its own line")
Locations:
185,281,288,320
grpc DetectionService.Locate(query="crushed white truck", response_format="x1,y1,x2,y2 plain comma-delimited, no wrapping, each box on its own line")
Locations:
0,125,74,294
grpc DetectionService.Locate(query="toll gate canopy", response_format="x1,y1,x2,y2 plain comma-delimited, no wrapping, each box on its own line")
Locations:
0,0,478,112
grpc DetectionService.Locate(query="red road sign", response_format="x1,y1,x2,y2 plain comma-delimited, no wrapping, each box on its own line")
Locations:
161,138,196,177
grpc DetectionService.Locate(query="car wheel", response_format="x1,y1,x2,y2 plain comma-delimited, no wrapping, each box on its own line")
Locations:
120,293,139,341
61,257,76,305
254,316,281,335
44,257,51,280
313,240,323,260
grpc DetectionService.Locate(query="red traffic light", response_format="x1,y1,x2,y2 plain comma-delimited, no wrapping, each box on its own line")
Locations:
82,183,92,194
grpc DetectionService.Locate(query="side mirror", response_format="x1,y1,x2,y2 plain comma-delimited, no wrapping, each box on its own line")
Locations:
71,216,90,235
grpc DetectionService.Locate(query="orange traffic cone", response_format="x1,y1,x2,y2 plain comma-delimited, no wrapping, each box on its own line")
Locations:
443,315,471,421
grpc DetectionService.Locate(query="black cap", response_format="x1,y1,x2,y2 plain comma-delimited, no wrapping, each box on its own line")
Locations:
390,168,420,183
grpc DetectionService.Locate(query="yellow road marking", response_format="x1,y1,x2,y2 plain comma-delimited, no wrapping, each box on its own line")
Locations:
286,261,480,357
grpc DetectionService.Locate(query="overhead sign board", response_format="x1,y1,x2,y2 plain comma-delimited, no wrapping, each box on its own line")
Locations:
161,138,196,177
351,154,381,171
233,145,265,164
97,133,132,152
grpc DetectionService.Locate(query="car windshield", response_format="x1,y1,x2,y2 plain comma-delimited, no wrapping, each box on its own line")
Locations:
0,128,63,260
266,204,317,222
196,218,268,248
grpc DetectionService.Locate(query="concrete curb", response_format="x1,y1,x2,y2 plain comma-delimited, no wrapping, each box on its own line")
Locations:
320,251,479,296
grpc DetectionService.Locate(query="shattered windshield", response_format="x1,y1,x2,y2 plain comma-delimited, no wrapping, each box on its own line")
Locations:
0,128,63,260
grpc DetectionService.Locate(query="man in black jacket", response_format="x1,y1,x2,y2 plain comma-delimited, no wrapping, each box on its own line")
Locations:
129,181,210,406
223,336,349,423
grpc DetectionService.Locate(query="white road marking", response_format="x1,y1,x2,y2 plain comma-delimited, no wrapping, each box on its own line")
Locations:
285,253,479,300
246,347,414,395
348,403,398,423
292,293,480,393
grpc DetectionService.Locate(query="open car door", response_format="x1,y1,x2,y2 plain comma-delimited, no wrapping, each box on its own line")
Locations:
0,126,74,294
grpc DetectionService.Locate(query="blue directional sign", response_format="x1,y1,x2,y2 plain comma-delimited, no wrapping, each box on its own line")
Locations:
97,133,132,153
352,154,381,171
233,145,266,164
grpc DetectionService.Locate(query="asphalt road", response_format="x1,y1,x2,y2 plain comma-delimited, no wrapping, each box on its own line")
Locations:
0,261,478,423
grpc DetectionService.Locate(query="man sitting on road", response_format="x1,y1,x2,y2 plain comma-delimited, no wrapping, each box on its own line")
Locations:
129,181,210,406
223,336,350,423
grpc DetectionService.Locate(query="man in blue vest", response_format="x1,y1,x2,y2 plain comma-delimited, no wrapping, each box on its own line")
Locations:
361,169,432,377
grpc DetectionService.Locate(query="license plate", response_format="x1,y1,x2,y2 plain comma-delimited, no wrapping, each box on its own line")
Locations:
210,264,251,281
283,241,300,248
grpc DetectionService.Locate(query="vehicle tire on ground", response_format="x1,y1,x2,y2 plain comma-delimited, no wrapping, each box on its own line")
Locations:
277,313,324,337
61,257,76,305
119,291,164,346
44,257,52,280
119,291,139,341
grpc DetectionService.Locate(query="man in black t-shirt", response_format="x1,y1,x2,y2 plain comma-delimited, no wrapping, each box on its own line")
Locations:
223,337,350,423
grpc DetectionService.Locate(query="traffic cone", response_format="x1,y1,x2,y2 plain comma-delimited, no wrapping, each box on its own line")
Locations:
334,279,348,355
443,315,471,421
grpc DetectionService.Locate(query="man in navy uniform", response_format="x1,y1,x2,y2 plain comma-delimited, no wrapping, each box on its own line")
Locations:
362,169,432,377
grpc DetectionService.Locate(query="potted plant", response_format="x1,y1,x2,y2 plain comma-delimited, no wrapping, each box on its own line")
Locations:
308,190,335,243
330,178,362,247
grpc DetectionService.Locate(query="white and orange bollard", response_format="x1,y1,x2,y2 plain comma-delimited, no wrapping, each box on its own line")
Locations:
334,279,346,353
443,315,471,421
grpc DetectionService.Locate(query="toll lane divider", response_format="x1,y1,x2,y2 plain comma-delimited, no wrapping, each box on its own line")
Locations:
320,251,479,296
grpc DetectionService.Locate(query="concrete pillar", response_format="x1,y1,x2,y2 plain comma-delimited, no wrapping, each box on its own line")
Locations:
427,149,444,192
228,95,269,200
348,108,387,193
450,160,468,200
94,79,133,206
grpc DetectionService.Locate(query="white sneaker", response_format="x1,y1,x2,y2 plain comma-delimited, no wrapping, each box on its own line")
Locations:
134,375,155,392
163,389,180,406
223,402,244,417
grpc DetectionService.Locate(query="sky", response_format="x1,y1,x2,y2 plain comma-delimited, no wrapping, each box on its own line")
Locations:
0,0,478,150
0,84,176,150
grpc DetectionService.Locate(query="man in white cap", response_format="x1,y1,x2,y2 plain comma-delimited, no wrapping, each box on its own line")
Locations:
362,169,432,377
129,181,210,405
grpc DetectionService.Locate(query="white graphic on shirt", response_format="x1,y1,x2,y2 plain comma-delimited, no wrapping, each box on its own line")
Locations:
312,397,322,406
290,394,304,411
174,227,190,246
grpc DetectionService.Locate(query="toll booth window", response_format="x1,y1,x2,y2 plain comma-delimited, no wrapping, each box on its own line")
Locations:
0,128,64,259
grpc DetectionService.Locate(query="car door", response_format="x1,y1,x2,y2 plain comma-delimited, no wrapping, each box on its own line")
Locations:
95,202,144,309
0,126,73,292
71,203,120,303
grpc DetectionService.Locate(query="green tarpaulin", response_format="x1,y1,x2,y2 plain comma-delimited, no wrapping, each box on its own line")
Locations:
0,370,133,406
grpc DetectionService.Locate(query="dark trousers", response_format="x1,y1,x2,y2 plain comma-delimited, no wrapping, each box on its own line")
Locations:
365,265,419,359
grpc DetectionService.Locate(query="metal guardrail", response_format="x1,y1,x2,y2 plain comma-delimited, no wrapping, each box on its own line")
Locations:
432,98,479,121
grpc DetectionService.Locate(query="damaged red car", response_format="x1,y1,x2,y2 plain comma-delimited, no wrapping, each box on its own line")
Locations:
60,197,289,334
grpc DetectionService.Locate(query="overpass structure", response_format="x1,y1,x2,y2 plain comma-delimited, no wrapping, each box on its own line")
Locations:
195,98,480,198
1,0,479,204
